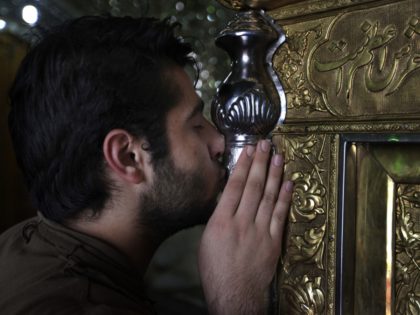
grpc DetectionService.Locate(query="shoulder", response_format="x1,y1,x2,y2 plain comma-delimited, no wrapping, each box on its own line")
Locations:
0,267,155,314
1,280,155,315
0,219,155,315
0,217,39,244
6,297,155,315
32,299,155,315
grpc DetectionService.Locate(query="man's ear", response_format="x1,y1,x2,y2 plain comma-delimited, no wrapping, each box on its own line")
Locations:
102,129,149,184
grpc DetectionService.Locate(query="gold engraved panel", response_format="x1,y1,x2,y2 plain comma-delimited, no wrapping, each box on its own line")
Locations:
271,0,379,20
396,184,420,314
275,136,420,314
347,143,394,314
339,142,420,315
265,0,420,314
272,0,420,121
273,133,339,315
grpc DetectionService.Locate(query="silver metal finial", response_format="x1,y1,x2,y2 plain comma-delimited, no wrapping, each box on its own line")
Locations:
211,10,287,173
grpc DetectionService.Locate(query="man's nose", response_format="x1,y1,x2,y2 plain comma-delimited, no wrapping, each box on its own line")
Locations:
209,125,225,162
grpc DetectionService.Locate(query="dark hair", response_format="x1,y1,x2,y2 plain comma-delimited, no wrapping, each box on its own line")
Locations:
8,16,194,222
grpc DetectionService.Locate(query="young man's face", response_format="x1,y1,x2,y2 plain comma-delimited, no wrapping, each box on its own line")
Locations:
140,66,225,236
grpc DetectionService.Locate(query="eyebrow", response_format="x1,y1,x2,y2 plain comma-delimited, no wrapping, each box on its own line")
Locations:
186,99,205,121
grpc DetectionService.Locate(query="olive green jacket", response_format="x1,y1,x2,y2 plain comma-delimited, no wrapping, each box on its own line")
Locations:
0,215,155,314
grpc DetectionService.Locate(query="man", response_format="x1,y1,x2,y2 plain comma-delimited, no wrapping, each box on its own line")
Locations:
0,16,293,314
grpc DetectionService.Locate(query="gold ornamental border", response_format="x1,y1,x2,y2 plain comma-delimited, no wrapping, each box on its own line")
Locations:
271,0,398,22
273,132,338,314
274,121,420,134
326,134,339,315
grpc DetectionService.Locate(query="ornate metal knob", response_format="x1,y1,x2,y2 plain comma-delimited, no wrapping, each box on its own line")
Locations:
217,0,306,11
211,10,286,173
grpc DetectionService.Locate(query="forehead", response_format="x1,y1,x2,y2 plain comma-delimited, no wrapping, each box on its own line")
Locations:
166,66,200,114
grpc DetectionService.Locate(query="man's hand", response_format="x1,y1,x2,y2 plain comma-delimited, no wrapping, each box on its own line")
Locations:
198,139,293,315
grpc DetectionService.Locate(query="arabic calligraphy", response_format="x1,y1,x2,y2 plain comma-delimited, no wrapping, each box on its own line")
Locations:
313,19,420,100
308,5,420,116
405,16,420,38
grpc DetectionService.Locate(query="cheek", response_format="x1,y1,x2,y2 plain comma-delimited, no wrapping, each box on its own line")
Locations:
169,131,213,170
170,144,200,170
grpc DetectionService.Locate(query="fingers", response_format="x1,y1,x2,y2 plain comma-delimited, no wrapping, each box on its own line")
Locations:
214,139,293,235
236,140,271,222
214,145,254,218
254,153,284,228
270,180,293,240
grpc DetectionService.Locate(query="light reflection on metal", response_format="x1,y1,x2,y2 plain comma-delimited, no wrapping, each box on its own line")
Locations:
262,11,287,125
211,10,287,173
386,176,394,315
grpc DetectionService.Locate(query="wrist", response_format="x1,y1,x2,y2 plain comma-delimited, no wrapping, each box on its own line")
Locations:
204,288,268,315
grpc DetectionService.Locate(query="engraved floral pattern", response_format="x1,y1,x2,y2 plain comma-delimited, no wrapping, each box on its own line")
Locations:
284,225,326,272
280,134,326,182
282,275,325,315
275,26,326,113
396,184,420,315
278,134,329,314
282,134,317,163
290,172,326,222
406,293,420,315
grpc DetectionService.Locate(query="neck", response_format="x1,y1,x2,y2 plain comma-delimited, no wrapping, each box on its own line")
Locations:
66,208,164,277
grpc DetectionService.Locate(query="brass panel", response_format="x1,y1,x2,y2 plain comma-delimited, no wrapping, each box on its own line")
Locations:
353,144,393,314
224,0,420,314
274,122,420,134
396,183,420,314
272,0,420,121
372,144,420,183
273,133,339,315
271,0,382,20
275,136,420,314
339,142,420,315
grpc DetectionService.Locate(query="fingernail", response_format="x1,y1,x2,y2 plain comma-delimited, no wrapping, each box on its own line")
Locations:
285,180,294,192
261,140,270,152
246,145,255,157
273,154,283,167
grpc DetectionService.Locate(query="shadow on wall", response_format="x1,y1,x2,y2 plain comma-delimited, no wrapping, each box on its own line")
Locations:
0,33,36,233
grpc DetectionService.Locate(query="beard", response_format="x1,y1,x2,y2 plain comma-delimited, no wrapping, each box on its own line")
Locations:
139,157,222,238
